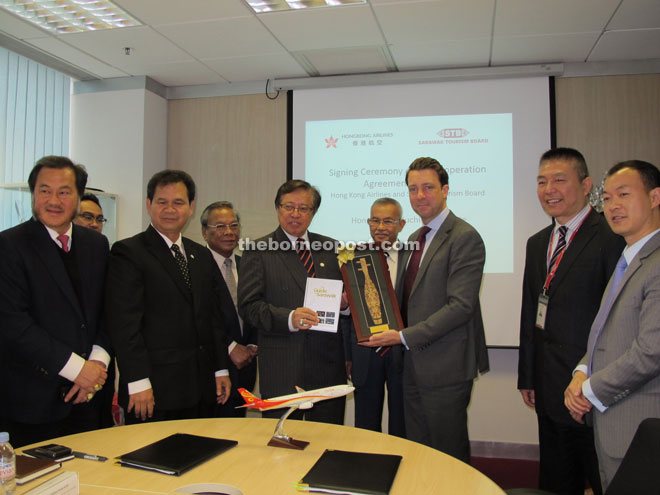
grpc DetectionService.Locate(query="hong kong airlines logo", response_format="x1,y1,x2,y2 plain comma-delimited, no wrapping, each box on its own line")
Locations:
325,136,338,148
437,128,469,138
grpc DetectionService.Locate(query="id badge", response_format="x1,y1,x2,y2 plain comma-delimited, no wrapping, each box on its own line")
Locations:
536,293,549,329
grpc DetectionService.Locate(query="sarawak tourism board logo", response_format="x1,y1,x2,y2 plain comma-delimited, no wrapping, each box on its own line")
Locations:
325,136,339,148
437,128,469,138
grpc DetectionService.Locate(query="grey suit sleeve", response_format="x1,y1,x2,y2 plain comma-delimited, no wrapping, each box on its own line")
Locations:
237,248,291,334
403,227,485,348
589,268,660,407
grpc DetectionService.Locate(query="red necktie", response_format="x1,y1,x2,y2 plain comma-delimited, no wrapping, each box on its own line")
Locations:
57,234,70,253
401,226,431,324
296,238,316,277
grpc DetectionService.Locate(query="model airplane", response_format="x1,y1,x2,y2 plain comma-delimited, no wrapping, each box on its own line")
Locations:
238,384,354,412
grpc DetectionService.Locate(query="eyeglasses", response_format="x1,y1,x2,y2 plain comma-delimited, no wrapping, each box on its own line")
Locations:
206,222,240,231
79,212,107,224
367,218,400,226
279,203,314,214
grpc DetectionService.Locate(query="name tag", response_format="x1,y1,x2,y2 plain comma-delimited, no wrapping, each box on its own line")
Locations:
536,293,549,329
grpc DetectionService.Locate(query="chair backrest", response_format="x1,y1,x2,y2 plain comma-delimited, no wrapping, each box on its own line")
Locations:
605,417,660,495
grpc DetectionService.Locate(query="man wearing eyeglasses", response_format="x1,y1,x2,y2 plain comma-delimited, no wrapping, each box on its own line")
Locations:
344,198,406,437
238,179,347,424
201,201,257,417
74,193,106,233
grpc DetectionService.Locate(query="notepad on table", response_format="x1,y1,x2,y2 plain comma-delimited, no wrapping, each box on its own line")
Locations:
15,455,62,485
116,433,238,476
297,449,402,495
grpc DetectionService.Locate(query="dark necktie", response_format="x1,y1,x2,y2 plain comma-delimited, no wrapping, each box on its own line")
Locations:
171,244,191,289
57,234,70,253
223,257,238,306
296,238,316,278
401,226,431,323
548,225,568,270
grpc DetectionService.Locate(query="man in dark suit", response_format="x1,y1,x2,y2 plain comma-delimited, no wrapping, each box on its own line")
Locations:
238,179,347,424
106,170,230,423
201,201,257,417
566,160,660,490
364,157,488,463
518,148,624,495
0,156,109,447
345,197,406,437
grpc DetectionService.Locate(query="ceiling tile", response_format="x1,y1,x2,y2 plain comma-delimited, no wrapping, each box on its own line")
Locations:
390,38,491,70
259,4,383,51
55,26,193,72
298,46,391,75
27,37,129,78
204,53,307,82
495,0,620,36
589,28,660,61
608,0,660,30
156,17,284,59
374,0,494,44
0,9,49,39
115,0,251,25
492,33,601,65
140,60,227,86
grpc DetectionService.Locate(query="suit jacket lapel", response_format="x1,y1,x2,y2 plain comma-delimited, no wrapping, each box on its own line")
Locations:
144,225,192,301
548,209,599,295
410,212,454,297
28,219,84,320
274,226,308,292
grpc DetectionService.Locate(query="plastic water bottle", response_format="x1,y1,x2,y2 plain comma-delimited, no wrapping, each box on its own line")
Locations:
0,432,15,495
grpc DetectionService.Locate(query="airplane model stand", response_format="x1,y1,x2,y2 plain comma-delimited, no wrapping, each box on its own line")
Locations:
267,406,310,450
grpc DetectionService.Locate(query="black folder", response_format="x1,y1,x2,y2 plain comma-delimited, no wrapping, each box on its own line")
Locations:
298,449,402,495
116,433,238,476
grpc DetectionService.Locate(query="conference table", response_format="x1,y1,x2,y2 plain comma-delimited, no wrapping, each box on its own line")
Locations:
17,418,505,494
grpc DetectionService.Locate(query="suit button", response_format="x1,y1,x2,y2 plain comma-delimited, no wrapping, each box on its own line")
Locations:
81,324,86,329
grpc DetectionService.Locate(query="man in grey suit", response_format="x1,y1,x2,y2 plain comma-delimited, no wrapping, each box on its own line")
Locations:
565,160,660,489
238,179,347,424
364,157,489,463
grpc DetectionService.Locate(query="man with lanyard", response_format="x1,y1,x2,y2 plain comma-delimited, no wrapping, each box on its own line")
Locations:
518,148,624,495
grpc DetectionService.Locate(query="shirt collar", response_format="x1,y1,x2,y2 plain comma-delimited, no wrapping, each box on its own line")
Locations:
207,245,236,267
42,221,73,249
554,204,591,233
152,224,183,251
282,228,309,246
424,207,450,232
623,227,660,265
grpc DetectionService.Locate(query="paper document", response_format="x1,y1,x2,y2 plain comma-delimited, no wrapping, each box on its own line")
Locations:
304,278,343,333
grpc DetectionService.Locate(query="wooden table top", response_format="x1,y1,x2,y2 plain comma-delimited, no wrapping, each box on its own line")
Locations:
17,417,505,495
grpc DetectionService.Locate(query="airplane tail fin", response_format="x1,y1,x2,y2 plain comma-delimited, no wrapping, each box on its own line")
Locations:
237,388,257,407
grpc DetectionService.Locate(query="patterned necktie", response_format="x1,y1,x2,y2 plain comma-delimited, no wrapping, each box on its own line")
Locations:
587,254,628,374
223,257,238,306
171,244,191,289
548,225,568,270
296,238,316,278
401,226,432,323
57,234,70,253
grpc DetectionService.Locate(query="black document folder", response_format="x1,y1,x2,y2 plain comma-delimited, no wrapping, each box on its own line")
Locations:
298,449,402,495
116,433,238,476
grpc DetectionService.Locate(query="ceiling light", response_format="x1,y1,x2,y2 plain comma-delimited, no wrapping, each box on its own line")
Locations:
245,0,366,14
0,0,142,34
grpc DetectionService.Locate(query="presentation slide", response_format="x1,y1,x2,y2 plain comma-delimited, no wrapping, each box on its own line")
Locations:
292,78,552,346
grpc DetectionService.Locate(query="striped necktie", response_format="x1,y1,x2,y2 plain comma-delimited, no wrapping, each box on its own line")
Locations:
548,225,568,270
296,238,316,277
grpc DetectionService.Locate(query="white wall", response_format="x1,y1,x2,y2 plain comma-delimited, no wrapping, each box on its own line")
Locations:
70,87,167,240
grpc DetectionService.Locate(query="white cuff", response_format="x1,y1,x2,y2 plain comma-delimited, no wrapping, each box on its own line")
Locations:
128,378,152,395
89,345,111,368
59,352,85,382
582,379,608,413
288,311,299,332
228,341,238,354
215,369,229,377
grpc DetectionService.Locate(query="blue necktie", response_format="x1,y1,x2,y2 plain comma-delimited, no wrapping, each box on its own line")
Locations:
587,255,628,374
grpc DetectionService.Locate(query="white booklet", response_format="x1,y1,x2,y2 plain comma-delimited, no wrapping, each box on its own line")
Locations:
303,278,343,333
